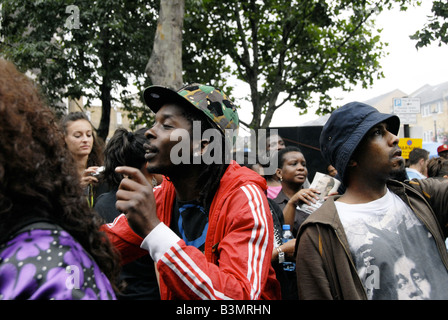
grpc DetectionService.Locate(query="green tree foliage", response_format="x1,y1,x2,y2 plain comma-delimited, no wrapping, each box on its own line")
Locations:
1,0,159,141
184,0,418,129
1,0,420,134
411,0,448,48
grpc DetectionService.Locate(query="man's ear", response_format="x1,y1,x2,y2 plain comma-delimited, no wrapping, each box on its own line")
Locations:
275,168,282,181
347,159,357,167
201,139,210,151
418,158,426,167
194,139,210,156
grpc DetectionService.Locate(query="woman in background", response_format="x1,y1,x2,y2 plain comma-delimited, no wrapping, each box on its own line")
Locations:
274,146,320,233
61,112,105,207
427,156,448,179
264,133,286,199
0,59,119,299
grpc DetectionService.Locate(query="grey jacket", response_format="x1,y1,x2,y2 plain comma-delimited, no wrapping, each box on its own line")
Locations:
295,178,448,300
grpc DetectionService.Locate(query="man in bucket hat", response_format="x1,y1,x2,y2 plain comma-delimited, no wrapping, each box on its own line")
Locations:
102,83,281,300
295,102,448,300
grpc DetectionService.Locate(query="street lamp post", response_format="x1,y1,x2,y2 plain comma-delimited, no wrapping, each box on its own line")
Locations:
432,107,438,142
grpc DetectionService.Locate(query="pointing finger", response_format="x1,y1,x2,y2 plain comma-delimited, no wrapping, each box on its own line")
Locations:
116,166,150,186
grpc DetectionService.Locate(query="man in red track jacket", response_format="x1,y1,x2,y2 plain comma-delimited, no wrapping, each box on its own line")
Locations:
102,84,281,300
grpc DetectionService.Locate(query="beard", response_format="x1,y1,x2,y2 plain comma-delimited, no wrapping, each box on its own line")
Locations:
389,158,407,182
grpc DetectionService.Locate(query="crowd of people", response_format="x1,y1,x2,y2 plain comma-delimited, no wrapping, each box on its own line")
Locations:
1,58,448,300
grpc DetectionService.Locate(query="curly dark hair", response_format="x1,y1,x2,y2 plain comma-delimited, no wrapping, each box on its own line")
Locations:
103,127,148,189
0,59,120,290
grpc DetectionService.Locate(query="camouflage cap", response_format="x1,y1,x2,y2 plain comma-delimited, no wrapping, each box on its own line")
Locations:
143,83,239,143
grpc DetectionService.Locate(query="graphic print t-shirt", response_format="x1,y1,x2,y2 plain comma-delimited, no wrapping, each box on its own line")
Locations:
335,189,448,300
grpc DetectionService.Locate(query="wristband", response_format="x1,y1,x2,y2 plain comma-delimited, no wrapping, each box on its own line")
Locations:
277,247,285,263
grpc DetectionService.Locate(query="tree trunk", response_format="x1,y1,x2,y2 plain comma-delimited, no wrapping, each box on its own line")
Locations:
97,78,112,142
97,27,112,143
145,0,184,90
261,90,282,129
249,85,261,130
261,102,278,129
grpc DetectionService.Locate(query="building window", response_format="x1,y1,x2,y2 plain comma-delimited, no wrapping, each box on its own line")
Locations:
424,130,434,142
422,104,430,117
117,112,122,125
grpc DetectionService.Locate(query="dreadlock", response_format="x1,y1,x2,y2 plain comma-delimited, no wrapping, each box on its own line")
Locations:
180,107,229,210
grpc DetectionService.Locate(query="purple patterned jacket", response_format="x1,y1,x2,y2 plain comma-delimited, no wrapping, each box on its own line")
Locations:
0,222,116,300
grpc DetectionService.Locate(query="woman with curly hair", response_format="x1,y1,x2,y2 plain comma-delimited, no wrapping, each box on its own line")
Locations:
0,59,120,299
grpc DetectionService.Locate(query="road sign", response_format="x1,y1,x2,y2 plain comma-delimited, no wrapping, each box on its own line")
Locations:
396,113,417,124
393,98,421,114
398,138,422,159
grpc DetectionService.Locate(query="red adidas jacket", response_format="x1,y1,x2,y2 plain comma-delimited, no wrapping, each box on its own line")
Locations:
102,161,281,300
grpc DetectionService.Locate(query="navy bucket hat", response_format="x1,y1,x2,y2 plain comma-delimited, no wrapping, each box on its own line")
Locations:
319,101,400,184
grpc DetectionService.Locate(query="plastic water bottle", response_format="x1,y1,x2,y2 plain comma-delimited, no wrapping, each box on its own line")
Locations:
281,225,296,272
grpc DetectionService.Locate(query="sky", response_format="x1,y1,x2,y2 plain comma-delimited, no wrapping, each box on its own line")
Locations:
235,0,448,130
